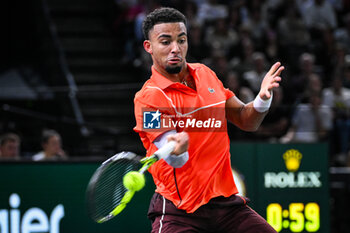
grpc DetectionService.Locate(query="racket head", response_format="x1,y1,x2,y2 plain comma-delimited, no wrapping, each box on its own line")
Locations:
86,151,141,223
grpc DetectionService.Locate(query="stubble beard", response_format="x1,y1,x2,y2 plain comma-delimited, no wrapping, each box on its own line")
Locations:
165,64,183,74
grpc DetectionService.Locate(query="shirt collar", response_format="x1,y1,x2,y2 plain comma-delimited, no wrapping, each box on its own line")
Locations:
151,63,199,90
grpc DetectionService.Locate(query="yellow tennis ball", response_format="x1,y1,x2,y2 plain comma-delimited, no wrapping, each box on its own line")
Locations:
123,171,145,191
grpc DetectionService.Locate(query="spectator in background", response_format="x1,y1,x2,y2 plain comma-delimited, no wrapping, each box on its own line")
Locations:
255,87,290,141
295,0,314,18
32,129,67,161
197,0,228,25
187,22,209,62
203,49,230,80
225,71,255,141
225,71,254,104
318,27,338,78
334,13,350,53
302,0,337,30
227,3,243,31
301,0,338,75
277,3,310,72
112,0,144,64
183,0,200,29
280,92,333,144
286,52,319,104
242,5,268,52
322,71,350,165
277,3,310,47
345,56,350,88
243,52,268,94
229,32,255,75
133,0,161,75
330,43,348,78
0,133,20,159
204,17,239,57
303,73,324,101
261,0,285,26
264,28,279,62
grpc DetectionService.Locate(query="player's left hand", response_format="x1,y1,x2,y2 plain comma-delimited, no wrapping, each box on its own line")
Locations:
259,62,284,100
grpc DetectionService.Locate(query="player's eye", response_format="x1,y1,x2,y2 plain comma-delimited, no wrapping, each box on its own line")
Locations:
178,38,186,44
161,41,170,45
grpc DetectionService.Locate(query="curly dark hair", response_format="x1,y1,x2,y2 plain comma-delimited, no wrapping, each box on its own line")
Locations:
142,7,187,40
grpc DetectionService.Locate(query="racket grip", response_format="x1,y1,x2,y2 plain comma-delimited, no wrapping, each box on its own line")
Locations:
154,140,176,160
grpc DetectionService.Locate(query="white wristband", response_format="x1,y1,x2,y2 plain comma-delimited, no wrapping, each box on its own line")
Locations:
253,93,273,112
164,152,189,168
154,130,189,168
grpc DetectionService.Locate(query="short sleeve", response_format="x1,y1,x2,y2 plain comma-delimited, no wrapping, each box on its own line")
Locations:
133,87,176,154
225,88,235,100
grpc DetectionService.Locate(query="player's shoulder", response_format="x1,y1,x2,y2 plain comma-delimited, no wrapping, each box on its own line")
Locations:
189,63,221,85
188,63,213,72
135,79,156,98
134,79,168,106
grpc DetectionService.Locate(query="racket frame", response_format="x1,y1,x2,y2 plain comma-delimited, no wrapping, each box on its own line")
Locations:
87,141,176,223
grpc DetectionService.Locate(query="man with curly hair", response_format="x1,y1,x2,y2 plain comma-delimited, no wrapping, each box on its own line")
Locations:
134,7,283,233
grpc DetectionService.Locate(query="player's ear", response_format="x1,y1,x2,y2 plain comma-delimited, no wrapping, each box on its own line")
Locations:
143,40,152,54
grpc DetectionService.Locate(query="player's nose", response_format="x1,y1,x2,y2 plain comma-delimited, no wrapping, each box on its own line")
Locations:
170,41,180,54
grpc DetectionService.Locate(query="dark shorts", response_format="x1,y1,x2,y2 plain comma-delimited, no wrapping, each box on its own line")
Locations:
148,193,277,233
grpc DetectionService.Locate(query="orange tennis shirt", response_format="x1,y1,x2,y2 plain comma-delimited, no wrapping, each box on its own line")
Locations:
134,63,238,213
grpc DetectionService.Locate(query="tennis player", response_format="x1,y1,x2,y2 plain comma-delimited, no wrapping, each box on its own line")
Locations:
134,7,283,233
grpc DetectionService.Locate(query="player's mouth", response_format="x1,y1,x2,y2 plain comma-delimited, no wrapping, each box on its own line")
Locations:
168,57,182,65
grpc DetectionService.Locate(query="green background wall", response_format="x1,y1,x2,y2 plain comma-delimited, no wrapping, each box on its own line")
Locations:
0,143,329,233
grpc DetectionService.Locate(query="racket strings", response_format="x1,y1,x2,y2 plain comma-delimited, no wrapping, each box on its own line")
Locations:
88,158,139,221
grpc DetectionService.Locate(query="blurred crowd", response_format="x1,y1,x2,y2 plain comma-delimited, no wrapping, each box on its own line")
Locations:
1,0,350,166
0,129,67,161
112,0,350,166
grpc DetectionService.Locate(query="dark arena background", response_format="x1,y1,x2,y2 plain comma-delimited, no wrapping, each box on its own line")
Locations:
1,0,350,232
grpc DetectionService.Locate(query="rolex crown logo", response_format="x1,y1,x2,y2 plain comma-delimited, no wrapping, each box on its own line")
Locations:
283,149,302,172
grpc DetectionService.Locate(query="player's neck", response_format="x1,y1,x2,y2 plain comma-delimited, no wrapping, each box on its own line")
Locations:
153,64,196,90
167,69,196,90
169,71,188,83
155,65,188,83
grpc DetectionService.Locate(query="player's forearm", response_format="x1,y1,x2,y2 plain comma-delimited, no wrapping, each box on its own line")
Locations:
226,95,270,132
228,101,268,132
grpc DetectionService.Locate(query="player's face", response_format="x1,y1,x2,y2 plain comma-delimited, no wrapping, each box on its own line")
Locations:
144,22,188,75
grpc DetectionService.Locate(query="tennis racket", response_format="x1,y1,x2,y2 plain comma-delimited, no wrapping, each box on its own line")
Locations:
86,141,176,223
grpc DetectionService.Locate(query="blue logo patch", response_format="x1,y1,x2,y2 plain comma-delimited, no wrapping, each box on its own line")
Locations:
143,110,161,129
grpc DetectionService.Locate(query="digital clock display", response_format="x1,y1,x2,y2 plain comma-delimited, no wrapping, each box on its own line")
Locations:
230,143,330,233
257,144,329,233
267,203,320,232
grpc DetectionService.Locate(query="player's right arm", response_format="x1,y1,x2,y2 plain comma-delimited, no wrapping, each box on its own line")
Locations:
166,131,189,155
134,85,189,165
153,130,189,168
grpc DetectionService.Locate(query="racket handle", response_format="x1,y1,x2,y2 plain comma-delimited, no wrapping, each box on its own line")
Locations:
154,140,176,160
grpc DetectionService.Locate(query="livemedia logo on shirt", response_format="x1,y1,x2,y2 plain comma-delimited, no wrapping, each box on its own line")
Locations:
143,110,161,129
142,109,225,131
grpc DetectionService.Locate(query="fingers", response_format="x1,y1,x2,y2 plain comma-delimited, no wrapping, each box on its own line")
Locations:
167,132,189,155
268,62,285,77
267,77,280,91
274,76,282,82
267,62,280,75
274,66,285,77
260,62,284,100
268,64,283,85
271,76,282,86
